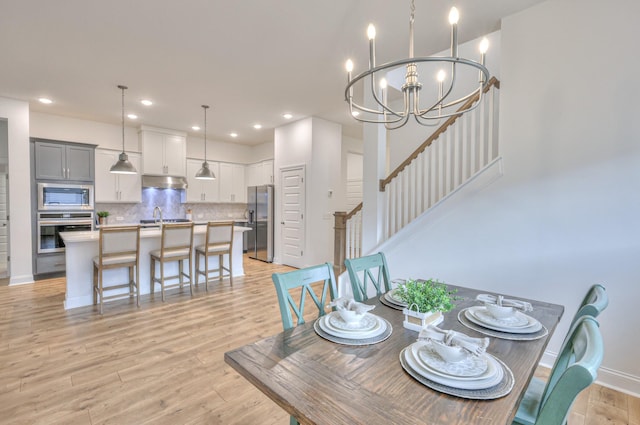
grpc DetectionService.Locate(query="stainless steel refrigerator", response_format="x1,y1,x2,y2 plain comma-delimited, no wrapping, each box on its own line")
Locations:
247,184,274,262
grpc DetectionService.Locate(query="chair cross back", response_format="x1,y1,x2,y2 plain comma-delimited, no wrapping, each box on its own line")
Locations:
345,252,391,302
272,263,337,331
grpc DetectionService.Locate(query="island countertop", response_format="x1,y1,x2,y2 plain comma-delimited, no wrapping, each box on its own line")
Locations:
60,224,250,310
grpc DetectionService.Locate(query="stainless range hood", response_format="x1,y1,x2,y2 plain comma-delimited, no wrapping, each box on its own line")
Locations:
141,175,188,190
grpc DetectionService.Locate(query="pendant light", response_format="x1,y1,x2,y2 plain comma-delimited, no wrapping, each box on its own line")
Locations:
110,85,137,174
195,104,216,180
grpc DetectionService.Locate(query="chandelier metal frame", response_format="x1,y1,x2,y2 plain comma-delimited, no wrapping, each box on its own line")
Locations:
345,0,490,130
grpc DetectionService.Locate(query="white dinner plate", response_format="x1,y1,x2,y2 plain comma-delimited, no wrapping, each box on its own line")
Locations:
414,341,489,379
318,314,387,339
473,306,530,328
404,343,503,390
327,311,379,332
384,290,407,307
464,306,542,334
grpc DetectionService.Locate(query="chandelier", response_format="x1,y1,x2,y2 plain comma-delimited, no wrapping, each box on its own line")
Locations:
344,1,490,129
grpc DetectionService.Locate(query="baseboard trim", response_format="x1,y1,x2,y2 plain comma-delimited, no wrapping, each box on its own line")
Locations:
9,274,34,285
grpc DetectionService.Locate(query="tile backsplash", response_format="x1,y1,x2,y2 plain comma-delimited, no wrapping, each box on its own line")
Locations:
96,188,248,224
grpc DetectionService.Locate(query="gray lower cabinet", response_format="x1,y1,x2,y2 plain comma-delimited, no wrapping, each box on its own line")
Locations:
36,253,67,274
33,139,94,182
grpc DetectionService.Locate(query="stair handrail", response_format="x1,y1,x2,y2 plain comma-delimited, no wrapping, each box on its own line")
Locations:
379,76,500,192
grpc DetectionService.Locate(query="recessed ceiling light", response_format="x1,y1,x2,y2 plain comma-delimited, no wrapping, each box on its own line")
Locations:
127,114,138,120
230,132,238,138
283,113,293,119
38,97,53,104
192,125,200,131
253,124,262,130
141,99,153,106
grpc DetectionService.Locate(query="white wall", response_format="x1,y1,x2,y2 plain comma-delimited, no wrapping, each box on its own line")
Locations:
377,0,640,395
274,117,342,267
0,97,33,284
0,119,8,164
386,31,502,173
247,141,275,163
30,112,140,151
31,111,270,165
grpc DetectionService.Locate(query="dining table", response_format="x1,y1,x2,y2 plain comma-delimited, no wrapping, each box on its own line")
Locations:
224,284,564,425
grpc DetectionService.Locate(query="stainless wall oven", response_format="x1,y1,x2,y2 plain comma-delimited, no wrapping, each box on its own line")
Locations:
37,182,94,211
37,211,94,254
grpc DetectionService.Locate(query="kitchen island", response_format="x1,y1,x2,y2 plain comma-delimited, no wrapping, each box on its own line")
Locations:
60,223,250,310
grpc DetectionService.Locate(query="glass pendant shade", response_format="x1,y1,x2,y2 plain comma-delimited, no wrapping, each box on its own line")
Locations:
195,104,216,180
111,84,138,174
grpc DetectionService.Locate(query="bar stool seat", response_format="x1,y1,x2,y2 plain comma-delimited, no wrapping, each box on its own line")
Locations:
150,222,195,301
92,225,141,314
195,221,234,290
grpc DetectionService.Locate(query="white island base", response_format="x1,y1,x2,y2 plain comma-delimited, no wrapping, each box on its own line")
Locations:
60,224,250,310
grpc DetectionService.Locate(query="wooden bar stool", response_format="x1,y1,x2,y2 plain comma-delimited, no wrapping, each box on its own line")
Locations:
150,222,194,301
195,221,234,291
92,225,141,314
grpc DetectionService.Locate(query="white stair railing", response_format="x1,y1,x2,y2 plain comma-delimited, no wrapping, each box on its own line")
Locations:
336,77,500,266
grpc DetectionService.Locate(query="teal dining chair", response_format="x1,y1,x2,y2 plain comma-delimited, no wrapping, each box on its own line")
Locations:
515,283,608,423
344,252,392,302
512,316,603,425
570,284,608,327
272,262,338,331
272,263,338,425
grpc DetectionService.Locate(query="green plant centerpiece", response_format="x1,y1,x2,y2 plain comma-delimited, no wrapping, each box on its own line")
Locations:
394,279,458,332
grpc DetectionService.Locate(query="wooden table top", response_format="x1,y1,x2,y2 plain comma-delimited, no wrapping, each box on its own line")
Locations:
224,285,564,425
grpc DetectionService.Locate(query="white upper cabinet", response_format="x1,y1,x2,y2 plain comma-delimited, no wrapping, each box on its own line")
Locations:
246,160,274,187
185,159,219,203
95,149,141,203
139,127,186,176
262,159,274,184
219,162,246,203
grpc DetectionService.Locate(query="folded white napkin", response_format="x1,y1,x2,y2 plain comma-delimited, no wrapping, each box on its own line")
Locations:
418,325,490,356
476,294,533,312
328,297,376,314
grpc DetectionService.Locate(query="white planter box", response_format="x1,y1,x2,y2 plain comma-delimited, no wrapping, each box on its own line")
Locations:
402,308,443,332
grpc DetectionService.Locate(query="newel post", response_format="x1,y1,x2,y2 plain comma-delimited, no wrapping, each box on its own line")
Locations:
333,211,347,276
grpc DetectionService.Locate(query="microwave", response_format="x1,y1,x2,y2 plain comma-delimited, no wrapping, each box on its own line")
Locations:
37,182,94,211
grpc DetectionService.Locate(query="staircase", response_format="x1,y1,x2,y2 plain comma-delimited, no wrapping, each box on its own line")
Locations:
335,77,500,273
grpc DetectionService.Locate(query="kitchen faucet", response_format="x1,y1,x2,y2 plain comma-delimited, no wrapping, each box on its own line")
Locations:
153,206,163,226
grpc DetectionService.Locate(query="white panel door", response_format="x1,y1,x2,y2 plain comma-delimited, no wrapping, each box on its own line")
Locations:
280,166,305,268
0,173,7,276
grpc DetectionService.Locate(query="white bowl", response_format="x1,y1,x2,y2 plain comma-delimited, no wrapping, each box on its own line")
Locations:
485,303,516,319
338,309,366,324
430,340,467,363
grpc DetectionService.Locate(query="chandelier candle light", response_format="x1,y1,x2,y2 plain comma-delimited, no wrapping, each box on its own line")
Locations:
195,104,216,180
345,1,490,129
110,85,138,174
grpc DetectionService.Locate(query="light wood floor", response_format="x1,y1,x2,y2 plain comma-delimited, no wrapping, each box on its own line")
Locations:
0,257,637,424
